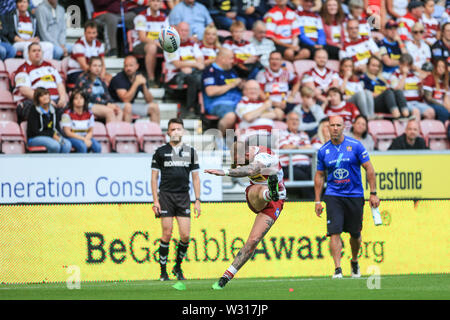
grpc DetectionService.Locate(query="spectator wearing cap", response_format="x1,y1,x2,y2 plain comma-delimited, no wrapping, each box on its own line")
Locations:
431,22,450,64
398,1,424,42
405,22,432,74
422,0,440,46
378,20,407,81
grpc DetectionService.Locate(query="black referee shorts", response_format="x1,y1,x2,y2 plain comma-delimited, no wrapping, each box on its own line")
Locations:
159,191,191,218
323,195,365,237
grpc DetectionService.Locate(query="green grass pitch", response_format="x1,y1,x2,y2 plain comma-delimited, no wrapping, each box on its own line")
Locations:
0,274,449,300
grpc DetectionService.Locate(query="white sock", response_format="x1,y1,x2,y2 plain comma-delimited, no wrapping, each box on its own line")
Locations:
223,265,238,280
263,189,272,202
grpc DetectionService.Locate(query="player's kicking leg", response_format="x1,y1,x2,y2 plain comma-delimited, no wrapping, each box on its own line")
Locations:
212,175,283,289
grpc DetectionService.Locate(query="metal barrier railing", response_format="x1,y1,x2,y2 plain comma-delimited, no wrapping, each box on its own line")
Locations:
276,149,317,188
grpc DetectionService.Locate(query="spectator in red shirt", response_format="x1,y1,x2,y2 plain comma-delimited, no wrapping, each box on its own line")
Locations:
423,58,450,123
324,87,360,131
398,1,424,42
320,0,346,52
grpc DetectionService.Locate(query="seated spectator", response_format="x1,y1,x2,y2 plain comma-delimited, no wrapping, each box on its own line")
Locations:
109,55,160,123
378,20,407,81
423,58,450,123
0,13,16,60
200,25,221,67
345,0,372,40
311,116,330,149
320,0,346,54
250,20,275,69
347,115,375,151
263,0,301,62
388,119,428,150
8,0,54,60
27,87,71,153
223,20,261,79
398,1,424,42
292,86,325,137
361,56,410,119
61,89,102,153
431,22,450,64
35,0,70,60
91,0,136,57
132,0,169,87
405,22,432,75
323,87,360,131
13,42,68,107
67,20,109,87
340,19,381,74
422,0,440,46
169,0,214,41
76,56,132,123
256,51,300,114
235,80,284,142
250,20,276,68
164,22,204,117
236,0,269,30
302,48,339,105
337,57,374,119
202,47,243,136
279,111,314,199
390,53,435,120
208,0,246,30
297,0,339,60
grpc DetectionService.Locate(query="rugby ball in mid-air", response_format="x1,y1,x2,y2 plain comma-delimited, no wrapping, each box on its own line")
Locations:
159,26,180,53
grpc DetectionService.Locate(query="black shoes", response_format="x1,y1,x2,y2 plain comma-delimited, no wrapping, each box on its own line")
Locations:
267,175,279,202
172,265,186,280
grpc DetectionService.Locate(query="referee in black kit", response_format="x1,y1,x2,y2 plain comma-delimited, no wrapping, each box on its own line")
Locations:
151,118,201,281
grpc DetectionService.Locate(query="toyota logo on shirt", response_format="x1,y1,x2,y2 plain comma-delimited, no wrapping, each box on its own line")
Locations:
333,168,349,180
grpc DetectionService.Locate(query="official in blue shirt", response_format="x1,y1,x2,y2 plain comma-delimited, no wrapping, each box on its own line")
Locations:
314,115,380,279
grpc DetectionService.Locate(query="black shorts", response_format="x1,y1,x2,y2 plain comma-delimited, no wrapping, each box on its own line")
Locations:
323,195,365,237
159,191,191,217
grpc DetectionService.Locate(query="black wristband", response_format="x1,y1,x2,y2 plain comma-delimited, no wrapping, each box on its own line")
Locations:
370,191,377,195
195,198,201,201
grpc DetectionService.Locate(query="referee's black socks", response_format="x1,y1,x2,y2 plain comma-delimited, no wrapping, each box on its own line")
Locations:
174,240,189,269
159,240,170,272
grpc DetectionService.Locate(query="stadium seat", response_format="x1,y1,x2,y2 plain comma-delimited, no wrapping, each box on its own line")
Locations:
0,121,25,154
393,120,407,137
106,121,139,153
0,91,17,122
19,121,47,153
326,60,340,73
4,58,25,86
273,120,288,131
92,121,111,153
0,60,9,90
294,60,316,80
134,121,166,153
368,120,396,151
419,119,449,150
217,29,231,39
199,92,219,131
243,30,254,42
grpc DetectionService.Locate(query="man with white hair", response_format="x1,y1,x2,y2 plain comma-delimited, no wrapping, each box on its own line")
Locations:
250,20,276,68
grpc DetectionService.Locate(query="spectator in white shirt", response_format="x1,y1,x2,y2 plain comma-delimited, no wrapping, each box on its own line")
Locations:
250,20,276,69
405,22,432,76
292,86,325,137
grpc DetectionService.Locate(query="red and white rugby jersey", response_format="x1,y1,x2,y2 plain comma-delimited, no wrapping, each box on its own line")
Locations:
328,21,344,43
336,76,364,99
13,60,62,102
256,67,297,103
278,130,311,167
297,10,323,42
68,36,105,75
390,70,423,102
235,97,274,132
16,11,34,40
199,43,219,61
422,74,449,105
302,67,339,91
164,40,202,82
324,101,360,130
340,38,380,68
247,146,284,189
60,109,95,137
398,13,419,42
133,8,168,43
264,5,300,44
422,13,439,45
223,39,256,64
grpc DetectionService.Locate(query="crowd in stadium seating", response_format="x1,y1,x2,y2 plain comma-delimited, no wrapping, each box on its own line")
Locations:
0,0,449,160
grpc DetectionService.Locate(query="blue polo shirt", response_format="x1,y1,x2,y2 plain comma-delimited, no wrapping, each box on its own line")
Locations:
202,63,242,114
317,136,370,197
168,1,213,40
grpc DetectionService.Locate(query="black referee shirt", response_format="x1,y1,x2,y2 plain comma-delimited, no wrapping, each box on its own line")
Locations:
151,143,200,193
